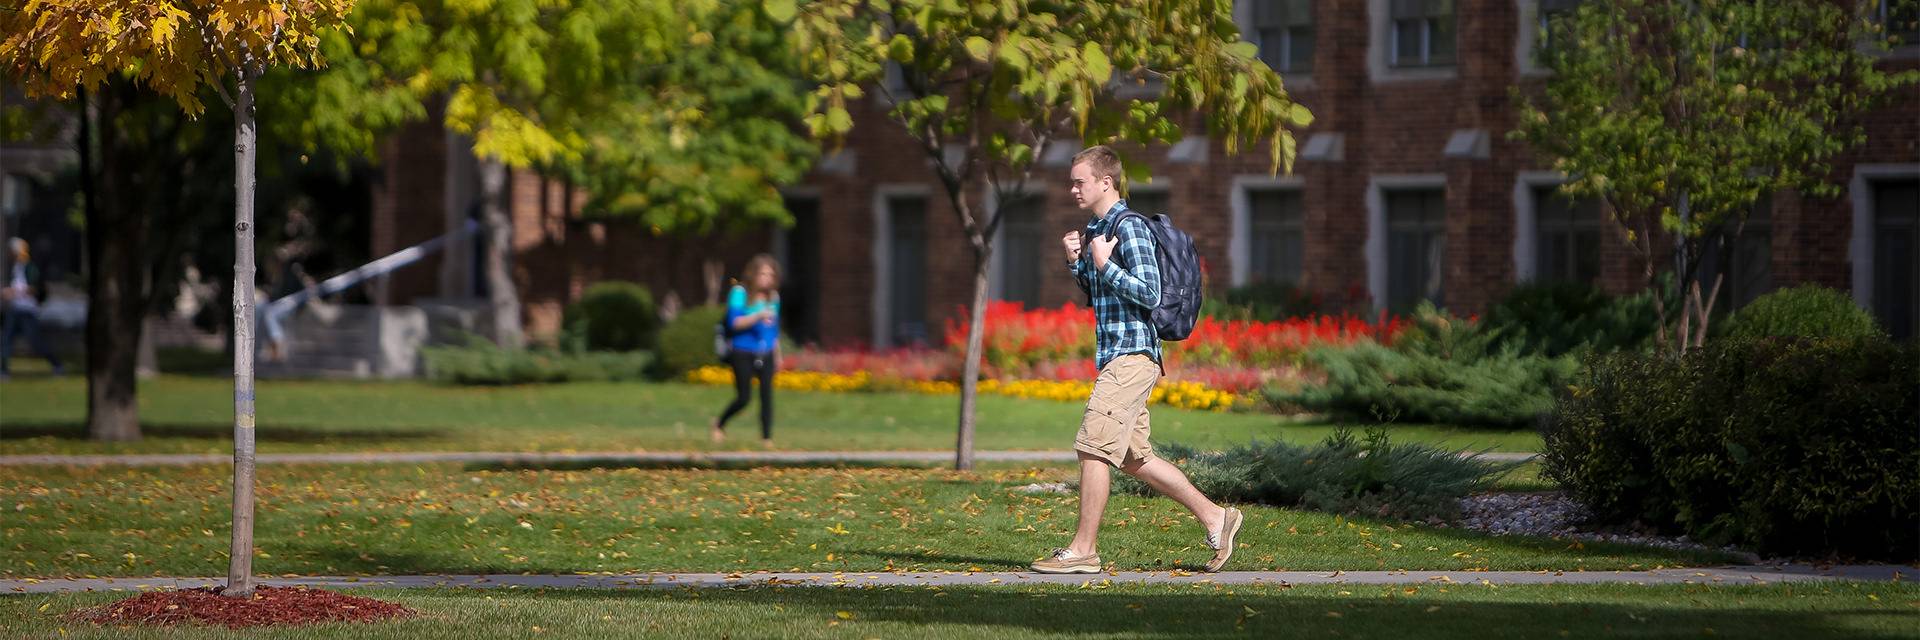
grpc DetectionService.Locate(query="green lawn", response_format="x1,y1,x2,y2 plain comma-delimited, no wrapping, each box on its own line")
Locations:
0,463,1728,579
5,582,1916,639
0,375,1543,456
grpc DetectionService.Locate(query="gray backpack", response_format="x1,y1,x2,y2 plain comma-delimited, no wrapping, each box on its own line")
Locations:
1102,210,1204,341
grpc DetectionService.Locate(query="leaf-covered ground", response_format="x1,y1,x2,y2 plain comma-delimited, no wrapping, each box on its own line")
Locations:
0,376,1544,456
1,463,1726,578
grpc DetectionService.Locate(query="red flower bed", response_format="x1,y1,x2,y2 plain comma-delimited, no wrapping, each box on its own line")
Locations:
781,348,959,380
754,302,1406,398
67,586,415,629
944,301,1406,370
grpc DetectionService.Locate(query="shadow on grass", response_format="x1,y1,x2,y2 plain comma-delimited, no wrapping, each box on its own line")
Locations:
1373,515,1750,567
461,458,942,473
0,421,447,444
410,584,1915,640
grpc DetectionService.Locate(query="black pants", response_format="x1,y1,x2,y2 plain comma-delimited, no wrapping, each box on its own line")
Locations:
716,351,774,439
0,309,61,375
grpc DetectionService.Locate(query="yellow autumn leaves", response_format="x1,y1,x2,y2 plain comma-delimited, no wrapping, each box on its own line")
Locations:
686,366,1246,412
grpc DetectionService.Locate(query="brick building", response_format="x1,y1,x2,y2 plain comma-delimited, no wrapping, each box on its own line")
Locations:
367,0,1920,346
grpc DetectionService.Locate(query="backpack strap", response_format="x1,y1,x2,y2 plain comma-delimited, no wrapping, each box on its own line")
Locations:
1102,209,1145,242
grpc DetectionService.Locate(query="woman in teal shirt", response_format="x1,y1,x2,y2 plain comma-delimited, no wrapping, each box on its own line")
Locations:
711,254,782,446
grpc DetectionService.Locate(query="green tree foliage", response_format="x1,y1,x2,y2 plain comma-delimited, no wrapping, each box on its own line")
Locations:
777,0,1312,468
1513,0,1919,351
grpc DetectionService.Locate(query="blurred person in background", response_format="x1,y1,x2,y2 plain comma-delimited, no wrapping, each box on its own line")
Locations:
711,254,783,448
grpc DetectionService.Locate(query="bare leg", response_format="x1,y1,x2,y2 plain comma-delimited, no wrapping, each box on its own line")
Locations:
1066,453,1110,557
1121,456,1226,534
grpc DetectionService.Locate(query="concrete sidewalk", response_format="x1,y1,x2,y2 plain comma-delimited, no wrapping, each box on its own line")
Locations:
0,449,1537,467
2,565,1906,594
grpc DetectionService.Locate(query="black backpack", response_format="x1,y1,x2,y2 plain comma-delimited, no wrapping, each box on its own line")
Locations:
1101,210,1203,341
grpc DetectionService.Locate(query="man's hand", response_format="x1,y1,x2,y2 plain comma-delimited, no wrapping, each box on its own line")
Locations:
1089,233,1118,270
1060,230,1083,266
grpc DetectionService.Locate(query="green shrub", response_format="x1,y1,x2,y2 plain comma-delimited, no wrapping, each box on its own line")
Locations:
1484,283,1658,357
1270,305,1581,429
562,281,660,352
1542,338,1919,560
657,304,727,376
1116,429,1513,521
423,339,653,385
1271,343,1579,429
1202,282,1368,321
1723,284,1884,340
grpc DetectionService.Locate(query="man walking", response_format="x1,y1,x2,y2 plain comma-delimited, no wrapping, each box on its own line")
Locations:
1030,146,1242,574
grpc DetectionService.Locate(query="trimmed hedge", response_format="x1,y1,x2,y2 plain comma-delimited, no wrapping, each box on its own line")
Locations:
1723,284,1884,340
562,281,660,352
657,305,727,377
1484,283,1658,357
1541,338,1919,560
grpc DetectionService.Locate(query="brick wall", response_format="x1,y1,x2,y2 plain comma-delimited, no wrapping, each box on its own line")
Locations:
368,0,1920,348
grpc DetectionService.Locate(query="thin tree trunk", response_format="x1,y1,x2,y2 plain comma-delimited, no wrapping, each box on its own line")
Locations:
478,158,523,348
1671,190,1694,355
85,81,143,442
955,243,990,471
222,70,260,598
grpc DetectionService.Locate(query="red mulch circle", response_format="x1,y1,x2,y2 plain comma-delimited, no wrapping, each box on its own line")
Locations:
66,586,416,629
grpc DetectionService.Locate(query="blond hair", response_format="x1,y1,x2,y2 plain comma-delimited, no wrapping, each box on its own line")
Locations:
1071,145,1124,189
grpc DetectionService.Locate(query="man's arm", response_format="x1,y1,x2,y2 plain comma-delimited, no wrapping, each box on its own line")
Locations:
1097,217,1160,309
1063,230,1092,295
1070,256,1094,295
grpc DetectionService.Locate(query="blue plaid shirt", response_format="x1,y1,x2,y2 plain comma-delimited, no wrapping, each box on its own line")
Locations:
1069,200,1162,369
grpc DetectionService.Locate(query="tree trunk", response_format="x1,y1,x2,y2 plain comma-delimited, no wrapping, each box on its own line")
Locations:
478,158,523,349
84,81,144,443
1669,190,1696,355
955,242,990,471
222,70,260,598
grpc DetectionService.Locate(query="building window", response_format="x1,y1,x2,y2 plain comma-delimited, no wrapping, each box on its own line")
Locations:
1253,0,1315,74
1126,188,1171,217
1247,188,1304,284
1386,189,1446,311
1698,201,1774,313
1,174,27,218
997,194,1046,310
1882,0,1920,47
887,195,929,347
1536,0,1582,59
777,196,822,345
1872,179,1919,339
1389,0,1456,68
1534,186,1602,285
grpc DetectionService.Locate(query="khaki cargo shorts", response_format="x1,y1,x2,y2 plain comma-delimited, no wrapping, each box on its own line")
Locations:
1074,353,1161,467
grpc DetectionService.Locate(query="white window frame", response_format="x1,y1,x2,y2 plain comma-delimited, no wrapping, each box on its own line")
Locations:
1230,175,1307,287
1,174,28,219
1850,163,1920,311
1876,0,1920,59
1367,174,1449,312
1369,0,1460,82
1235,0,1317,88
1511,171,1571,283
986,185,1049,304
1514,0,1578,77
872,184,933,348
